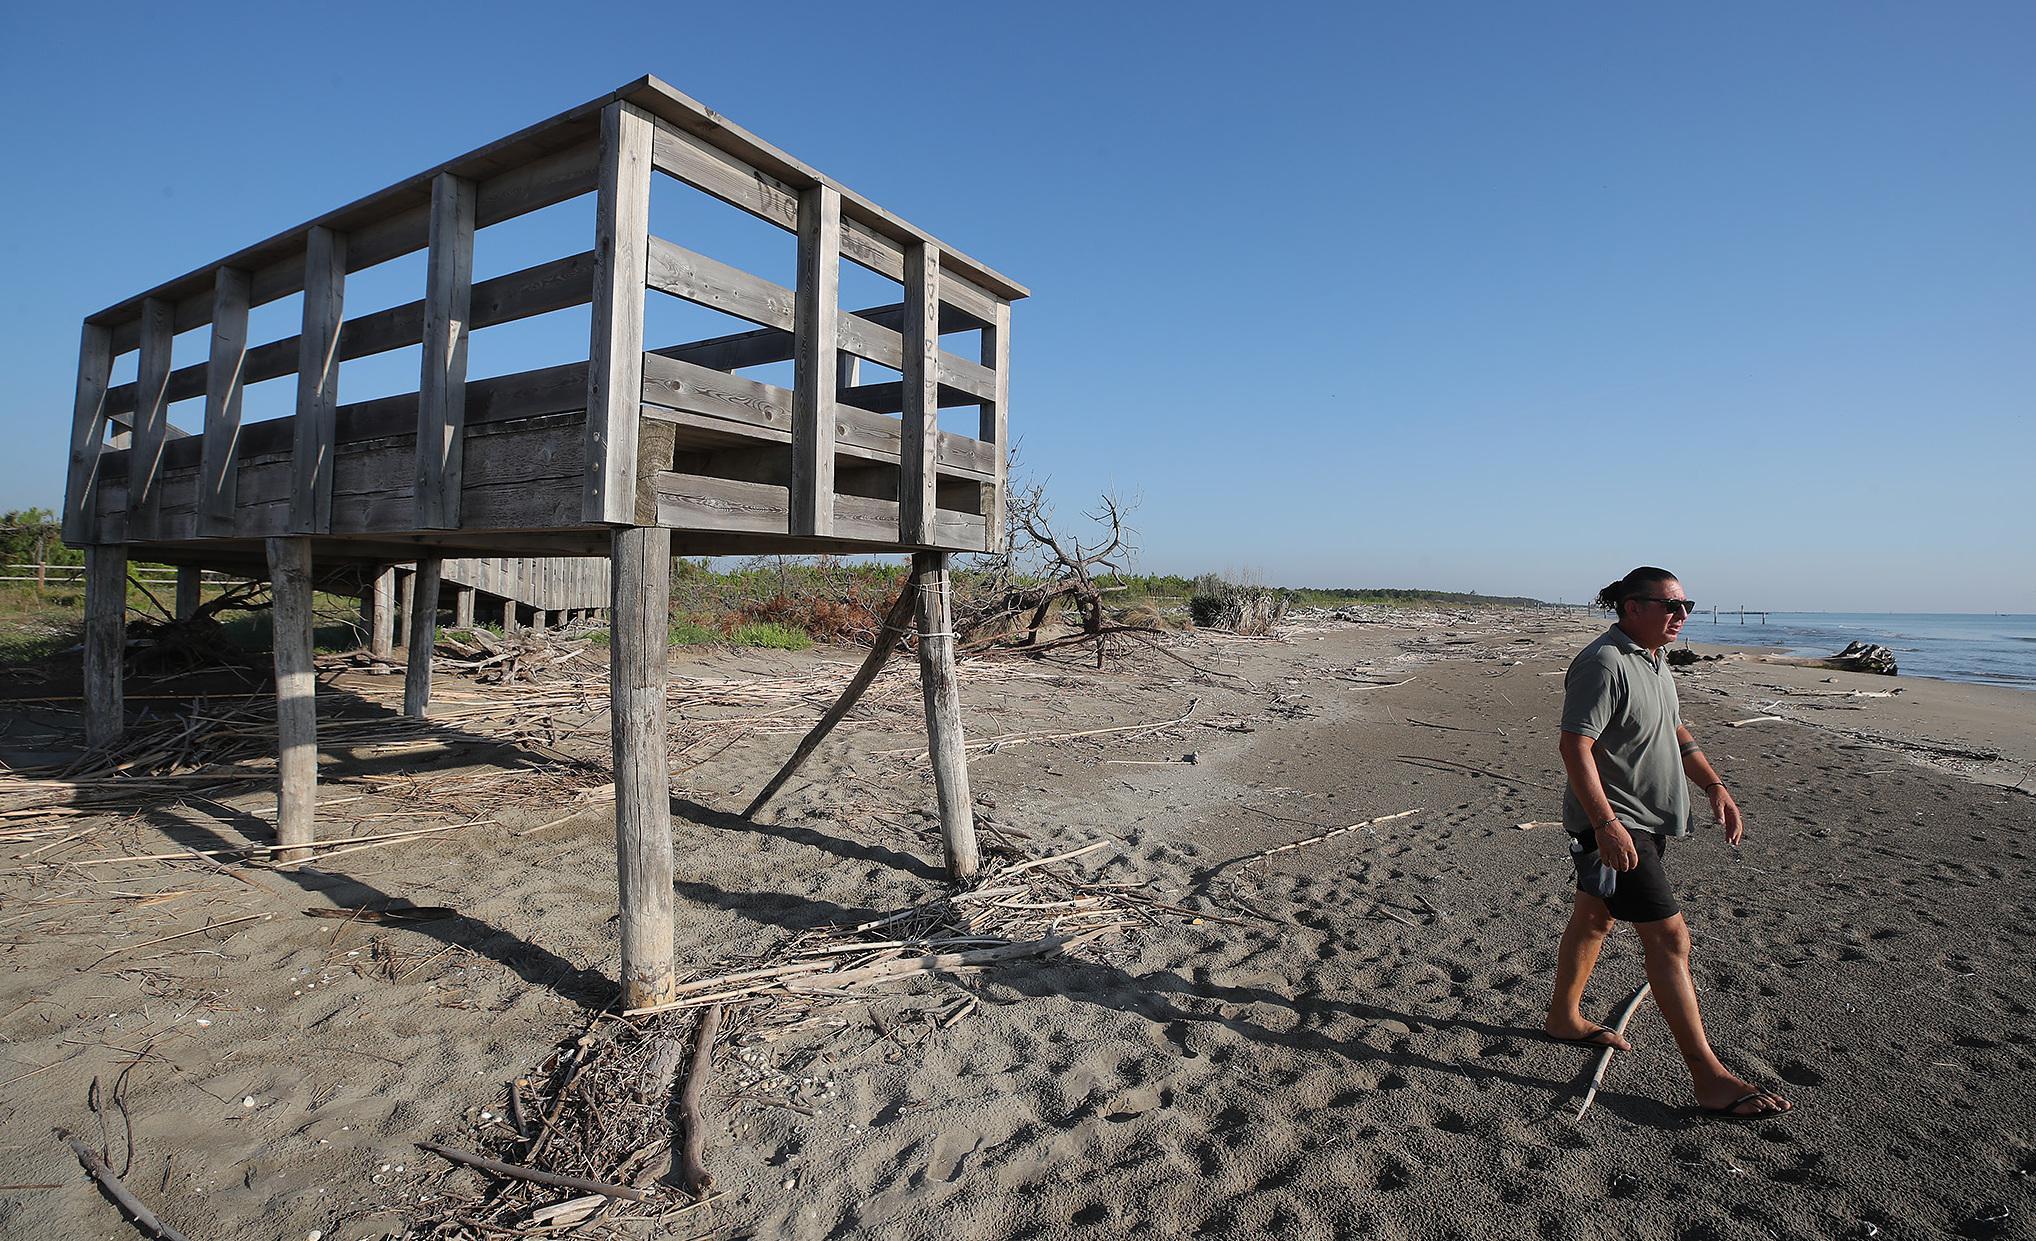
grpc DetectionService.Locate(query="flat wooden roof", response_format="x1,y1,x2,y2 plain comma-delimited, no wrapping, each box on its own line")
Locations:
87,76,1027,331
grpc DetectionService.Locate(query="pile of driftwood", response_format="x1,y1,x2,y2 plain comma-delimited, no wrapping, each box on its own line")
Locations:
408,839,1210,1236
1188,580,1289,637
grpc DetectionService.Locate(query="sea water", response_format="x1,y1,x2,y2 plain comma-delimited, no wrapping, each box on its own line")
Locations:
1675,612,2036,692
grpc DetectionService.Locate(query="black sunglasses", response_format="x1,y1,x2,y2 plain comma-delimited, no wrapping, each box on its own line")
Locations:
1633,597,1697,616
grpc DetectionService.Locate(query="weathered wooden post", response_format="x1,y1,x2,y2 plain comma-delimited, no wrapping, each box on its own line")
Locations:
397,568,415,640
266,537,316,861
502,599,517,632
611,526,674,1008
454,587,475,628
369,567,396,658
82,546,127,748
174,567,202,619
403,557,442,717
913,551,978,881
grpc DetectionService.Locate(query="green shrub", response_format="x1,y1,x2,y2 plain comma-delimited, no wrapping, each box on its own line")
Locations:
669,620,722,647
729,622,812,650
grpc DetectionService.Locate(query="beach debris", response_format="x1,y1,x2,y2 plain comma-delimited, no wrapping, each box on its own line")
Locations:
415,1140,650,1201
1189,579,1289,636
1574,982,1652,1121
1513,821,1562,831
1234,808,1424,868
1725,716,1786,729
56,1128,190,1241
675,1002,722,1197
409,838,1187,1232
1819,641,1899,676
302,905,454,924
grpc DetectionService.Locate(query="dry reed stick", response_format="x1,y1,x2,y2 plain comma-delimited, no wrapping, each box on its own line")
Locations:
414,1141,649,1201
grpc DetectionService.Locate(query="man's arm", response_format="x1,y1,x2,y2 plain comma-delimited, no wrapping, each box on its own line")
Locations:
1558,731,1641,871
1676,724,1744,845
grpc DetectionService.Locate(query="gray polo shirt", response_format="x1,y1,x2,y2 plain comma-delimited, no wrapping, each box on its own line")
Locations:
1560,624,1690,838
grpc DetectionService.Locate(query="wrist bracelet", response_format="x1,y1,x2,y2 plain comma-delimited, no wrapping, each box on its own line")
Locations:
1703,781,1725,791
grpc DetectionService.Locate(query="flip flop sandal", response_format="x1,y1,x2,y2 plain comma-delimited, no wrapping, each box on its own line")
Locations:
1700,1091,1792,1122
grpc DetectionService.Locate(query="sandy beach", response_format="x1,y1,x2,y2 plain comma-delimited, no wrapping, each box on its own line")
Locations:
2,606,2033,1240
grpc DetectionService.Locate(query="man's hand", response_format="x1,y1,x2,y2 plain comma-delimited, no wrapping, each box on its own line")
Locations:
1709,784,1743,846
1595,819,1641,871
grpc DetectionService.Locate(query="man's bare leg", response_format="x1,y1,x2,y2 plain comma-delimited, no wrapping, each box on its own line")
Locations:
1633,914,1792,1116
1545,893,1632,1050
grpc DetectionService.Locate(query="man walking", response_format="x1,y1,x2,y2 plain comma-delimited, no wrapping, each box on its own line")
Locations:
1544,566,1793,1121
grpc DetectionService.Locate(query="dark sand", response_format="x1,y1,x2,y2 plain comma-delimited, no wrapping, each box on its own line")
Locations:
1,607,2032,1239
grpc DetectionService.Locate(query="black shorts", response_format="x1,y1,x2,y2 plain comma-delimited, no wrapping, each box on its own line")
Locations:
1568,829,1681,924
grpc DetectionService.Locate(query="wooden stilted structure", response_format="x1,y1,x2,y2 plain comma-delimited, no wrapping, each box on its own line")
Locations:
61,77,1024,1004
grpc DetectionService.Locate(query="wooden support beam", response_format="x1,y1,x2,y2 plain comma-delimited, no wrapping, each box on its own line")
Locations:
532,609,548,632
791,184,841,537
174,568,202,619
455,587,475,628
981,299,1011,552
611,524,675,1008
901,242,940,545
398,567,415,639
199,266,251,536
82,545,127,748
745,564,922,818
584,103,653,525
63,323,115,545
129,297,175,539
266,537,316,862
503,598,517,632
291,226,346,534
417,173,476,529
403,558,441,718
913,551,978,881
369,566,396,658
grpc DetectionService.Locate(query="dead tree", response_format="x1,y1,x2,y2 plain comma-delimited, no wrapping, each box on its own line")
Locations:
960,482,1135,666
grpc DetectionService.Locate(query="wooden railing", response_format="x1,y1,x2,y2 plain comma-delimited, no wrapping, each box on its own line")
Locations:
64,78,1024,557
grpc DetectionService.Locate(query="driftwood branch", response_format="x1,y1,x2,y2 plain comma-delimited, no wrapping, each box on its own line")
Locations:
1574,982,1652,1121
676,1003,721,1197
415,1140,649,1201
57,1129,190,1241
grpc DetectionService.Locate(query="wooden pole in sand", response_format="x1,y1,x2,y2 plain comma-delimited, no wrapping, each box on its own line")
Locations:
403,557,442,717
611,525,675,1008
454,586,475,628
82,544,128,748
368,566,396,658
744,563,925,818
914,551,978,882
266,537,317,862
397,566,416,639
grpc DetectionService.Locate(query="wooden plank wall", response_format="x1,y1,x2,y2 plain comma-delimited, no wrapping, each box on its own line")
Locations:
440,555,610,611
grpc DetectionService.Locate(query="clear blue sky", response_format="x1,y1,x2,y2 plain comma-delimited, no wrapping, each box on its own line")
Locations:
4,2,2030,612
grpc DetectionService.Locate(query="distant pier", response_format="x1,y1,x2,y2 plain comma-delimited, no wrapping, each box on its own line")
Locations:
1710,606,1769,625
